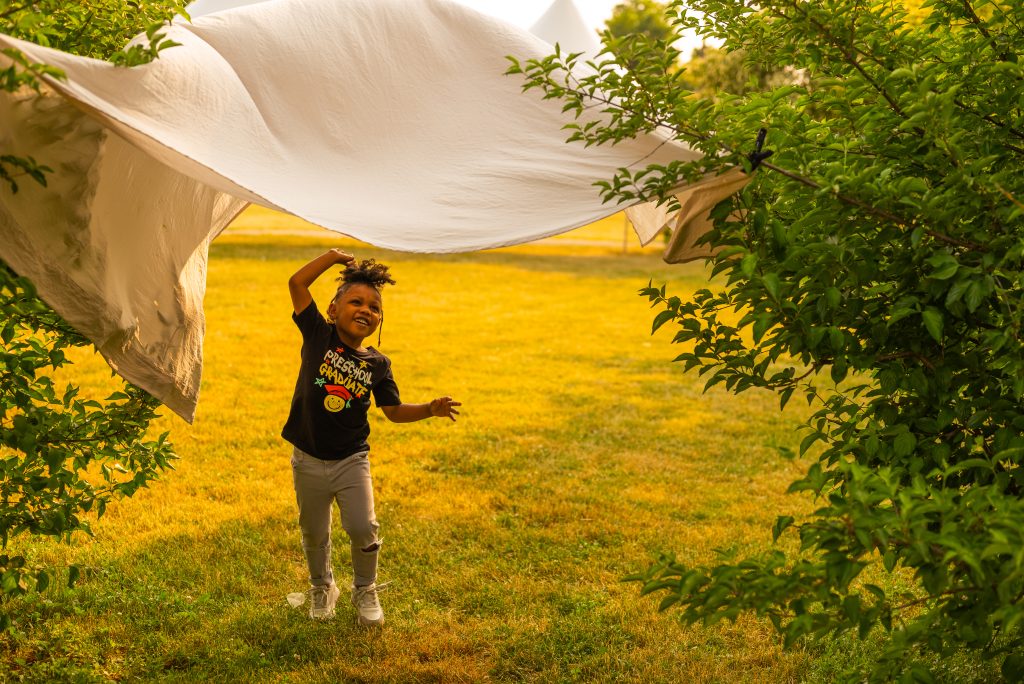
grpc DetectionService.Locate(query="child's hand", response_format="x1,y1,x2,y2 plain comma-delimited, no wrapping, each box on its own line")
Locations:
429,396,461,422
330,248,355,265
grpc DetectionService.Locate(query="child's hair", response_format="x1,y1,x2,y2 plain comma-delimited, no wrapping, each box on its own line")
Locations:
330,259,395,345
333,258,396,300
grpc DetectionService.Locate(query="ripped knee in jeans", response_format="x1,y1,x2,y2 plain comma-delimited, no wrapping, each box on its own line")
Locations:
360,539,381,553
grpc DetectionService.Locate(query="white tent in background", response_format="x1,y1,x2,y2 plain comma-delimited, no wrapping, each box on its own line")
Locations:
529,0,602,59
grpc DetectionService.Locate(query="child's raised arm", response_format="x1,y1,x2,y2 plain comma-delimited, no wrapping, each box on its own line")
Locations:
288,249,354,314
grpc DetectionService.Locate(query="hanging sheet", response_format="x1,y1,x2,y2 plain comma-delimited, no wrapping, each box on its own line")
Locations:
0,0,745,421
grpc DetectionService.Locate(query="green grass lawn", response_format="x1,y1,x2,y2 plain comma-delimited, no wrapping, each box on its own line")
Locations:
3,210,837,682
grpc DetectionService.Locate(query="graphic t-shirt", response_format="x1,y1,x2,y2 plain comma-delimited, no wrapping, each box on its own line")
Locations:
282,300,401,460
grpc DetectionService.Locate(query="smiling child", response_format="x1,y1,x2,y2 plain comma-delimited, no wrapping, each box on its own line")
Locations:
283,249,460,625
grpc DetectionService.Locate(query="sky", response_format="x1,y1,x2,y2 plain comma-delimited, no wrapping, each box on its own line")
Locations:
184,0,707,56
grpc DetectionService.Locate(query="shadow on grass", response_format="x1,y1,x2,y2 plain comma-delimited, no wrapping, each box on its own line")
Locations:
1,515,394,682
1,513,670,682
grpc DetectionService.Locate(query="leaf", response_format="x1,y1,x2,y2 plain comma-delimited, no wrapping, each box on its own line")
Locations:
35,569,49,592
882,551,897,572
779,386,795,409
945,458,992,475
651,309,675,334
906,664,937,684
893,432,917,457
824,287,841,310
921,308,943,343
830,358,848,384
799,432,821,456
888,67,915,82
772,515,795,541
965,280,985,312
740,253,758,277
752,313,772,343
1002,654,1024,682
928,260,958,281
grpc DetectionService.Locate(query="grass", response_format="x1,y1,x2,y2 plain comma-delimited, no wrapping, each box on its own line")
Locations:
2,208,843,682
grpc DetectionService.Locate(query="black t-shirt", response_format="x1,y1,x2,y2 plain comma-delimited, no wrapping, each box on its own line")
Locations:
281,300,401,460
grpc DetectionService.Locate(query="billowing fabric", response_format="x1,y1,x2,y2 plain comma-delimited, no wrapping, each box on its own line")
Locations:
0,0,746,421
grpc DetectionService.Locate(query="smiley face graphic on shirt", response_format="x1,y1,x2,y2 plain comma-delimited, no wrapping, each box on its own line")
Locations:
323,384,353,412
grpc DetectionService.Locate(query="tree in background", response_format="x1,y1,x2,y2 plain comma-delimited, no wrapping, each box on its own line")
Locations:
511,0,1024,679
0,0,185,625
606,0,675,43
685,45,786,98
605,0,774,97
602,0,678,72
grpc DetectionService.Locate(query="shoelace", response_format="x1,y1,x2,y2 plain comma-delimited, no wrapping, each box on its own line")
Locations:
353,581,392,606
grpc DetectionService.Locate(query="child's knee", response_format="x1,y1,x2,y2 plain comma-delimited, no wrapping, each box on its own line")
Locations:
345,519,380,550
301,530,331,548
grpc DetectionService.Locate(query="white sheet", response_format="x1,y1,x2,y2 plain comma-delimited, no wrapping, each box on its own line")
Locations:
0,0,744,421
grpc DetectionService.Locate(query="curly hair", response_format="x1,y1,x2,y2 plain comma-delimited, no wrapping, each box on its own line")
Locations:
333,258,395,299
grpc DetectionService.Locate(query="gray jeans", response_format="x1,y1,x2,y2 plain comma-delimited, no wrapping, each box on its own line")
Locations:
291,447,380,588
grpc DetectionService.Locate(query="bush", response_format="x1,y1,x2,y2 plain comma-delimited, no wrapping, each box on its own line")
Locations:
512,0,1024,679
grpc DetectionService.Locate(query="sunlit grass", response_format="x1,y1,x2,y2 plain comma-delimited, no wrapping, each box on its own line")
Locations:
2,209,833,682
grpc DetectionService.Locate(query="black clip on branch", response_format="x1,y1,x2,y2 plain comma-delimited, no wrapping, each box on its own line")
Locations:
747,127,773,172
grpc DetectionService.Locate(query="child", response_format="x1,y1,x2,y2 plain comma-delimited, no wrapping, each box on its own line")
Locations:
283,248,460,625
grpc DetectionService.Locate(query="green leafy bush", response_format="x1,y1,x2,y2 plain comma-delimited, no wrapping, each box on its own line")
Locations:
512,0,1024,679
0,0,186,623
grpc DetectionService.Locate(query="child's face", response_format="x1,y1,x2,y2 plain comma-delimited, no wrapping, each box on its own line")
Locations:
328,283,382,345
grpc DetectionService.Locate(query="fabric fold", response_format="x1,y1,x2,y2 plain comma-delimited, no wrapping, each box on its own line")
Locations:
625,167,751,263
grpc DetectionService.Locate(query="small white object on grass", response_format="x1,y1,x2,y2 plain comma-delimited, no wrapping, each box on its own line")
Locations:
286,592,306,608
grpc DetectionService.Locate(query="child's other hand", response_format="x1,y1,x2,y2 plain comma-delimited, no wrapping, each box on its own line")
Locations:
430,396,461,422
330,248,355,265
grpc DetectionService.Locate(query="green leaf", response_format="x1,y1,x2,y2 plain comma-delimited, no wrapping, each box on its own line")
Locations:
651,309,675,334
893,432,917,457
824,287,841,310
945,458,992,475
753,313,772,343
921,308,943,343
927,258,958,281
965,281,985,312
35,569,49,592
1002,654,1024,682
740,253,758,277
772,515,795,541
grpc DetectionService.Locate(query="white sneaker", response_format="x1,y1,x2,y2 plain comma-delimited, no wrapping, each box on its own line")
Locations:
351,582,385,626
309,583,340,619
